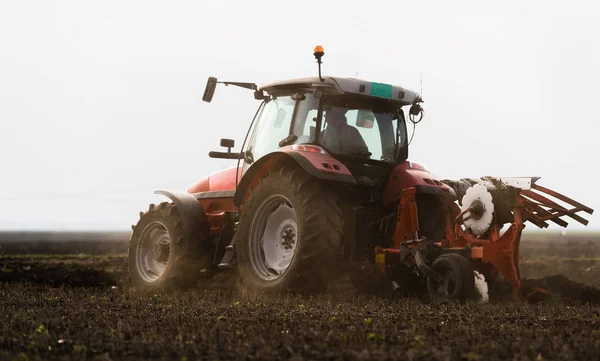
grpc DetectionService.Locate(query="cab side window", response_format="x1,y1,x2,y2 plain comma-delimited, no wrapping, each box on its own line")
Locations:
246,96,295,162
291,94,319,144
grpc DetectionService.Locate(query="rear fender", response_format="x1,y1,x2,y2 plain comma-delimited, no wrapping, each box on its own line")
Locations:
154,190,211,250
233,147,355,206
383,161,456,204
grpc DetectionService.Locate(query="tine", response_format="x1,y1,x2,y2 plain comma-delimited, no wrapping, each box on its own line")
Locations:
532,184,594,214
538,208,589,226
521,207,549,228
521,190,566,210
521,190,589,226
520,197,569,227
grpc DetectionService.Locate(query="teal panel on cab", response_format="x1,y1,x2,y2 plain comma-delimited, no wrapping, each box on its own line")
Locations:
370,82,393,98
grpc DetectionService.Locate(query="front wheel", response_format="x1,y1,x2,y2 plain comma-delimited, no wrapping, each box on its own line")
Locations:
236,168,343,293
128,202,213,290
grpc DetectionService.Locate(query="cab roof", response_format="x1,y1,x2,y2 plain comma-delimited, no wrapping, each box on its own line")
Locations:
258,76,421,105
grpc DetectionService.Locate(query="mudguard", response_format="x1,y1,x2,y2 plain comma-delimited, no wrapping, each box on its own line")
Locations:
383,161,456,204
154,190,211,250
233,147,356,206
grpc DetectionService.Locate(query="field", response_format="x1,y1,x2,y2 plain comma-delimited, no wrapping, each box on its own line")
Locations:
1,231,600,360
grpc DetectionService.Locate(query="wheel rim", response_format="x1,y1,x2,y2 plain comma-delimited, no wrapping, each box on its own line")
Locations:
248,194,299,281
433,268,458,297
136,220,171,283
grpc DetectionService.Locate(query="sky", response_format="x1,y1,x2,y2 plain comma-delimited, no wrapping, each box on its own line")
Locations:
0,0,598,231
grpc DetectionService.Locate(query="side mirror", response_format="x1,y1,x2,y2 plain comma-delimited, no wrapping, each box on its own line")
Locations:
203,76,218,102
409,103,423,116
220,138,234,150
208,138,242,160
408,103,424,124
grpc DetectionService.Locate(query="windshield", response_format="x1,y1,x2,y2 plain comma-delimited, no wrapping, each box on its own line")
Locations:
291,93,408,162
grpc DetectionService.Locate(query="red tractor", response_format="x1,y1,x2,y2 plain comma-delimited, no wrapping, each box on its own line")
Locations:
128,46,593,301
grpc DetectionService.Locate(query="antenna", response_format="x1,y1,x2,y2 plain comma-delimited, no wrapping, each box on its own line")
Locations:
420,72,423,97
355,72,358,78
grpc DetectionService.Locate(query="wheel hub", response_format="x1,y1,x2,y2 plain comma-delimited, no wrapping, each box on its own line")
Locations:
280,227,296,251
152,241,170,262
135,221,171,283
470,200,485,220
461,184,495,236
436,269,457,296
249,195,299,281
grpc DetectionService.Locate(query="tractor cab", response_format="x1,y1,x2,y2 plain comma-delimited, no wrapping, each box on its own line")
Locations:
204,46,425,191
254,76,418,164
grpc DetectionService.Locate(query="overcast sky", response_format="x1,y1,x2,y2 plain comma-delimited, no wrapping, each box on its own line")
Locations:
0,0,598,231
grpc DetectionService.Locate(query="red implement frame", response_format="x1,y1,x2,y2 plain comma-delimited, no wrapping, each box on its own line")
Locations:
384,184,593,300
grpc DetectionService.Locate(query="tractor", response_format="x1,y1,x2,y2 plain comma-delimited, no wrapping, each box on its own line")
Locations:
127,46,594,301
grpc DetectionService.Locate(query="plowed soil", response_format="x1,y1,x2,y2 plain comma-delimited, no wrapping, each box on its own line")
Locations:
3,283,600,361
1,233,600,360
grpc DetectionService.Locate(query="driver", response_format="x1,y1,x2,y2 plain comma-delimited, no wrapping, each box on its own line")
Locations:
321,107,370,156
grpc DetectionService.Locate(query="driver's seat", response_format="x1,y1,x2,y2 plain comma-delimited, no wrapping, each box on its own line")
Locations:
321,118,369,156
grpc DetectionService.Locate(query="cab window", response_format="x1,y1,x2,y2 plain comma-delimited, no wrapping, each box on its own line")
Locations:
245,96,295,162
291,93,319,144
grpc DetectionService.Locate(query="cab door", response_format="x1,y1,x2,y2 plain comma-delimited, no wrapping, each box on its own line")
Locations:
241,95,297,176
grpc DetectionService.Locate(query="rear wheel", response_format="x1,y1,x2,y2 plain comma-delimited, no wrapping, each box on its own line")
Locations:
128,202,213,290
237,168,343,293
426,253,475,301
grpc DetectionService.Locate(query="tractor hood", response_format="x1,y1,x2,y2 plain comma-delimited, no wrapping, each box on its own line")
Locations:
188,166,240,194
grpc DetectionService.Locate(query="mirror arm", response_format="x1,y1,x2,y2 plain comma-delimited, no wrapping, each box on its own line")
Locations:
244,149,254,164
219,81,258,91
208,151,243,160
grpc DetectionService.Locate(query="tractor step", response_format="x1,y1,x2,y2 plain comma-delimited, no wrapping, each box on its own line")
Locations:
217,244,236,269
